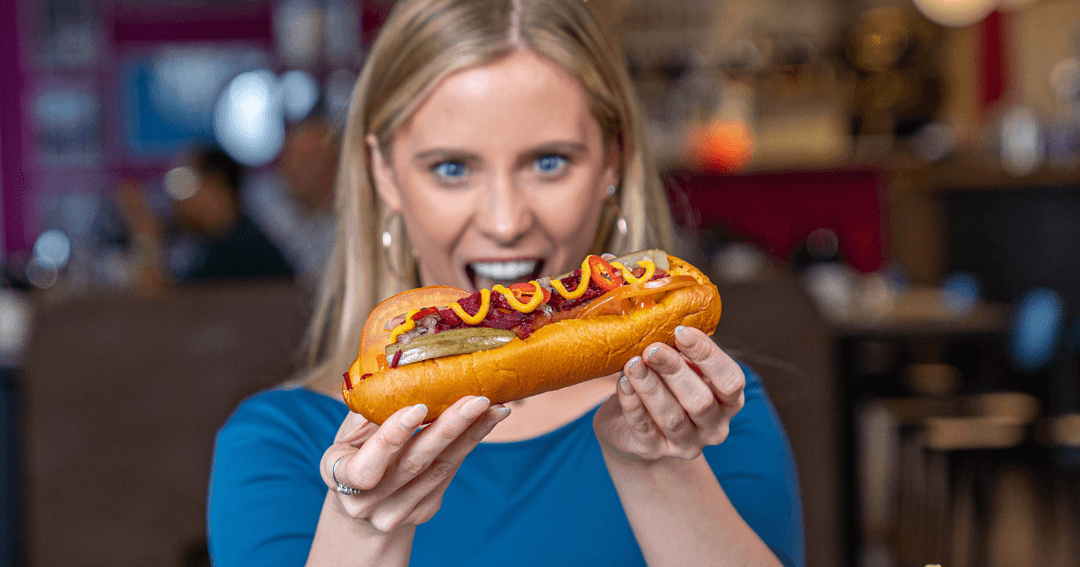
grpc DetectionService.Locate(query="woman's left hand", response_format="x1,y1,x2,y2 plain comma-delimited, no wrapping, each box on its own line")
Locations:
593,325,745,462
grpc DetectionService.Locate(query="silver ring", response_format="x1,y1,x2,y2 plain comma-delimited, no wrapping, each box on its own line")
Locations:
332,457,362,496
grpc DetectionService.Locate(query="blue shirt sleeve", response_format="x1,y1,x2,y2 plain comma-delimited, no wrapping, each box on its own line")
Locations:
207,389,345,567
705,362,805,567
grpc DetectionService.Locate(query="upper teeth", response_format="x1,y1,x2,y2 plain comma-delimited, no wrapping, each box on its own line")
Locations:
470,260,538,280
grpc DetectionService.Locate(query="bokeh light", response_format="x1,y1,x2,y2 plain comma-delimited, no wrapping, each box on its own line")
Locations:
33,230,71,268
712,242,767,282
941,270,981,314
1011,287,1065,373
1000,105,1044,177
163,165,199,200
911,0,996,28
910,122,957,163
281,70,319,123
25,258,59,289
213,69,286,167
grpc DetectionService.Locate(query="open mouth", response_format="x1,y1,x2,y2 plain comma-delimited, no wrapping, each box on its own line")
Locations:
466,258,545,290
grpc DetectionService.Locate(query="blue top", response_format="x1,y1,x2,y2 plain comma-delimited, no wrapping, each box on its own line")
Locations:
208,364,804,566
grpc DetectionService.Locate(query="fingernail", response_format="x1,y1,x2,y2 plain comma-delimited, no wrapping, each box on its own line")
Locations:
404,404,428,426
461,396,490,419
647,345,661,362
675,325,696,346
627,357,645,379
618,375,634,395
493,406,512,417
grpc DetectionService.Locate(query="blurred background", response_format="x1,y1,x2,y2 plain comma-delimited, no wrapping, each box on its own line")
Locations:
1,0,1079,565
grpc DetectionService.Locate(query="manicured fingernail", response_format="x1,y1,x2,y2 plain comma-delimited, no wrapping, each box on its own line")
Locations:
627,357,645,379
674,325,695,346
461,396,490,419
618,375,634,395
647,345,661,362
404,404,428,426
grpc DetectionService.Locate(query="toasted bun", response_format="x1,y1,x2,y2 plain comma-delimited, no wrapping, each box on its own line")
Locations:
344,255,721,424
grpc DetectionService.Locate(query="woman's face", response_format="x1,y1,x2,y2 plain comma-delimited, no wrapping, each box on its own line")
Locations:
370,50,618,291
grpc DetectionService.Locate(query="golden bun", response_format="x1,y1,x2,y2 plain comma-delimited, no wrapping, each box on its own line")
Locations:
343,255,721,425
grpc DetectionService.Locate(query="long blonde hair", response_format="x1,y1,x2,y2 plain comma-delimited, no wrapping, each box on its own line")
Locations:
303,0,675,391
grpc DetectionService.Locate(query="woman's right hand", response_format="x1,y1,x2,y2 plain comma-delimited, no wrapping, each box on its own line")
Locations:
319,396,510,533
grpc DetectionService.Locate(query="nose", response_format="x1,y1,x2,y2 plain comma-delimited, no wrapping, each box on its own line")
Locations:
476,174,534,246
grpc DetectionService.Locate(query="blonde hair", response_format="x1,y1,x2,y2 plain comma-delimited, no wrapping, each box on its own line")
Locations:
302,0,675,391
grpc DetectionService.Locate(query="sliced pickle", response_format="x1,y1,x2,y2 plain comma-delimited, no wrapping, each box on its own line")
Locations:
610,249,669,271
386,327,516,367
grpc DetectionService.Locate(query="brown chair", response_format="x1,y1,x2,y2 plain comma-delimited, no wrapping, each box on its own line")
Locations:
21,281,310,567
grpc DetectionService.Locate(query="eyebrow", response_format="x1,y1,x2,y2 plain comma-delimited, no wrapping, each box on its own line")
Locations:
413,148,481,164
526,141,589,158
412,141,590,164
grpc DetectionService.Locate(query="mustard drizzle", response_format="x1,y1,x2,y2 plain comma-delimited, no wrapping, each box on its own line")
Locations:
389,309,422,342
611,259,656,284
549,256,593,300
390,255,656,336
492,281,545,313
449,288,491,325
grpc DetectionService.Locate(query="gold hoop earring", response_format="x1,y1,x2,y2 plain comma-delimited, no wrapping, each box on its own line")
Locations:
615,212,628,238
607,185,627,238
380,213,412,282
590,192,628,255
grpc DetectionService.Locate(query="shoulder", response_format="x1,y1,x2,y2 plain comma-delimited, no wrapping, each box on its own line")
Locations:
209,387,345,565
216,386,348,456
210,386,347,505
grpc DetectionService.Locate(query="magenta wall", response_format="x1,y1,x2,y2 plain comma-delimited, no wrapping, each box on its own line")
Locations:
0,0,278,258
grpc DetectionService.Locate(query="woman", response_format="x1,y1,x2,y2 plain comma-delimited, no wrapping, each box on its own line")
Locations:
208,0,804,565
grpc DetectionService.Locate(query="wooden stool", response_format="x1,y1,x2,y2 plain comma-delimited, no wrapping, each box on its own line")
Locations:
922,392,1040,567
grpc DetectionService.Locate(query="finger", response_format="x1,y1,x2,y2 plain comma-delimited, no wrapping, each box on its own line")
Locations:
624,355,695,442
616,373,656,436
407,474,456,525
601,253,616,261
334,411,379,446
644,342,723,432
380,405,510,518
674,326,746,408
345,403,429,491
387,396,493,485
321,413,380,490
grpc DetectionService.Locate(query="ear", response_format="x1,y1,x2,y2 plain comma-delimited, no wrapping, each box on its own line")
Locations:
367,133,404,213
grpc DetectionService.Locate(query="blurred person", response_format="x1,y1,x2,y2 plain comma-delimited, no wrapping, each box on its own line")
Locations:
244,118,339,286
208,1,804,566
170,147,295,282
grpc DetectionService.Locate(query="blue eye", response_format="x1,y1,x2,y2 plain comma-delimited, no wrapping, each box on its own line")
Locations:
433,161,468,181
535,155,567,174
